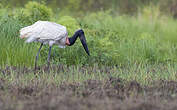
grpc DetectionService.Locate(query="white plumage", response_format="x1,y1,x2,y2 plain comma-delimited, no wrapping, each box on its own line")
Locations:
20,21,68,48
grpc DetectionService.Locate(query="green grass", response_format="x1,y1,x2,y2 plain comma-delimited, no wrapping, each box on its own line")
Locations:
0,17,38,66
0,10,177,67
80,12,177,65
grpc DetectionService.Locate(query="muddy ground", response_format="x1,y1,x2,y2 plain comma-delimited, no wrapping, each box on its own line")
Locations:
0,66,177,110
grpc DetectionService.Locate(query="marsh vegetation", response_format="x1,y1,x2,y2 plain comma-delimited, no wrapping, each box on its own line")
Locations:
0,1,177,110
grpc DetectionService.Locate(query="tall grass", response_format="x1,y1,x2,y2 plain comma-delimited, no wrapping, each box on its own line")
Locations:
0,16,39,66
79,12,177,65
0,5,177,67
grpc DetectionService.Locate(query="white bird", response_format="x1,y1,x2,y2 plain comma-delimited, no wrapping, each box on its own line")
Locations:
20,21,90,70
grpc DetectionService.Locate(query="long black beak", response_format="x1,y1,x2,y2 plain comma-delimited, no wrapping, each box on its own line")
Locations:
79,34,90,56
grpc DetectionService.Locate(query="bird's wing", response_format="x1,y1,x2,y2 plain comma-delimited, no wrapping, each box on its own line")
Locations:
20,21,68,42
38,21,68,40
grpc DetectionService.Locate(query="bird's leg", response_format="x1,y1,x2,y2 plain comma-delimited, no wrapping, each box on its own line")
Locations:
47,46,52,70
35,43,43,70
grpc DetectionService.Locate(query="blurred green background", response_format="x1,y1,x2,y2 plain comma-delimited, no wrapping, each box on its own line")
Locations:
1,0,177,17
